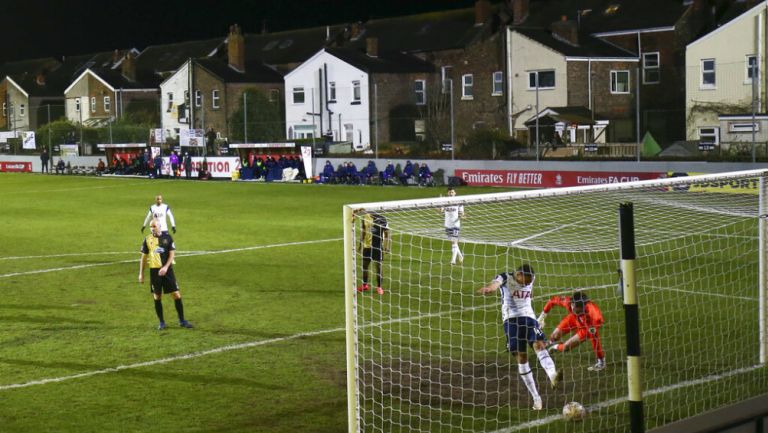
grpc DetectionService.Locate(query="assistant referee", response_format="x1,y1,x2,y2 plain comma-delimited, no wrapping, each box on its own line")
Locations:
138,220,193,330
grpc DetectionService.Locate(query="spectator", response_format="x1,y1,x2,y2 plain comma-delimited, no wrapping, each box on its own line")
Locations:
40,148,50,174
254,157,265,180
198,157,210,180
400,160,414,185
381,161,396,185
96,158,106,175
55,159,65,175
321,160,335,183
170,151,180,178
418,162,433,186
346,161,361,185
362,160,378,184
153,153,163,178
65,161,72,175
183,152,192,180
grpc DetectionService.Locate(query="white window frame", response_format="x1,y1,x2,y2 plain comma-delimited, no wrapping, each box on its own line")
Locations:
610,70,630,94
698,127,719,145
492,71,503,96
19,104,25,117
90,97,96,113
352,81,361,103
462,74,473,99
729,122,759,133
269,89,280,103
167,92,173,112
642,52,660,84
195,90,202,107
527,70,555,90
292,86,305,104
104,96,110,112
414,80,426,105
75,98,81,113
328,82,336,102
701,59,716,89
211,89,220,109
746,55,758,84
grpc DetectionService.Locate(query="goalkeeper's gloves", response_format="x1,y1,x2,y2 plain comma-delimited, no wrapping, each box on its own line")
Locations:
537,311,547,329
172,226,176,234
141,226,146,233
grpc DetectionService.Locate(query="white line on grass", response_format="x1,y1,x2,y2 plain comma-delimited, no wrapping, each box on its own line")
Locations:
489,364,764,433
0,181,152,195
0,238,341,279
0,251,212,261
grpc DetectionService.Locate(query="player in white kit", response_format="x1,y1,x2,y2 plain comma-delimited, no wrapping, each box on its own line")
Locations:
477,264,562,410
441,187,464,265
142,194,176,234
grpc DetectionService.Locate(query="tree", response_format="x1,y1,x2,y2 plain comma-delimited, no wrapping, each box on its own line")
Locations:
229,88,284,143
417,80,451,150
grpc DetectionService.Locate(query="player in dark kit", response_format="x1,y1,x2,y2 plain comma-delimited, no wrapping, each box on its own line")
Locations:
357,211,390,295
138,220,193,330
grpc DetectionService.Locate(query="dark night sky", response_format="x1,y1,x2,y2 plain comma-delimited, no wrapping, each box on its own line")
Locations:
0,0,476,63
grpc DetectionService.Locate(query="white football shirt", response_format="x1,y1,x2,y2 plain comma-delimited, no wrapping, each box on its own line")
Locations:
443,204,463,229
494,272,536,322
144,203,175,232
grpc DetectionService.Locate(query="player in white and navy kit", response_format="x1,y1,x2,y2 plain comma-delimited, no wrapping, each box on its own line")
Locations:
142,194,176,234
442,187,464,265
477,264,561,410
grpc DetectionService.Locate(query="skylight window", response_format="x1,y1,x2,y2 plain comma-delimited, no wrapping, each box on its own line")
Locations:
604,4,620,15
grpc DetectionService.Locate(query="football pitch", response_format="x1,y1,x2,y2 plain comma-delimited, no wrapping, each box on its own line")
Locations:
0,173,506,433
1,173,766,433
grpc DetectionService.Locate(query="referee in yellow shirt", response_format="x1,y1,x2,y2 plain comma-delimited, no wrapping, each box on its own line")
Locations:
139,220,193,330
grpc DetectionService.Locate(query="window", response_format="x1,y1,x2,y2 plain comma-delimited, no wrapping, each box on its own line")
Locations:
328,82,336,102
352,81,361,103
75,98,81,112
729,122,759,133
492,71,503,95
292,86,305,104
167,92,173,112
211,90,220,108
747,55,758,83
19,104,25,117
462,74,473,99
269,89,280,103
195,90,202,107
91,97,96,112
414,80,426,105
643,52,660,84
104,96,110,112
184,90,189,103
345,123,354,142
701,59,716,88
610,70,630,93
698,127,719,150
527,70,555,89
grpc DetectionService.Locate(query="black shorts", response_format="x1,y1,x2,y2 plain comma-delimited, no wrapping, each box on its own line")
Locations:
362,246,383,262
149,268,179,294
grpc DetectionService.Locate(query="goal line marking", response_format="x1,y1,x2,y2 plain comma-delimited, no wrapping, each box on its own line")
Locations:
0,238,342,279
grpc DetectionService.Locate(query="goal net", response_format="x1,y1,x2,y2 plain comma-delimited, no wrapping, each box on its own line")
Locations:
343,170,768,433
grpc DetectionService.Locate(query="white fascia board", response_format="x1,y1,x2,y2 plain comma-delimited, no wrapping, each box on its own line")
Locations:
63,69,116,95
159,60,190,87
284,49,328,80
5,76,29,98
565,57,639,62
117,88,160,93
687,2,765,49
591,26,676,38
718,114,768,120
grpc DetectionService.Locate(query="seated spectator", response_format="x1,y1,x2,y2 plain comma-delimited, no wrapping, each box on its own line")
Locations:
345,161,361,185
418,162,433,186
254,157,265,180
56,159,66,175
400,160,414,185
362,160,378,184
65,161,72,175
96,158,106,175
320,160,335,183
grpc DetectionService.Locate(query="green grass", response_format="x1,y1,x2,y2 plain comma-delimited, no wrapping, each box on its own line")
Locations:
1,173,766,433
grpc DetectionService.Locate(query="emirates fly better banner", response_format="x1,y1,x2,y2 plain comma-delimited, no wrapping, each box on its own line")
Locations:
455,169,666,188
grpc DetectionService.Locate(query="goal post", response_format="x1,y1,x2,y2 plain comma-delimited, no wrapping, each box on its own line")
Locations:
344,169,768,433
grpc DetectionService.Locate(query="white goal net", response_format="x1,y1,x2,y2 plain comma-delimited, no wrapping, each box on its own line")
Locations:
344,170,768,433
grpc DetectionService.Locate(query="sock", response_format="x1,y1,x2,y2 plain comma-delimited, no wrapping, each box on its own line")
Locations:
154,299,164,323
174,298,185,322
518,362,540,400
451,244,459,263
536,349,558,382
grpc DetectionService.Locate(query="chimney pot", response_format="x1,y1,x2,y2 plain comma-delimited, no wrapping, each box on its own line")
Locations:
122,52,136,82
512,0,529,25
228,24,246,72
475,0,492,26
551,18,579,46
366,37,379,58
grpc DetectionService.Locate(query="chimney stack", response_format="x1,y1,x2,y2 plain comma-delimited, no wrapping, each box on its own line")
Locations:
35,72,46,86
121,52,136,82
475,0,491,26
350,22,363,40
551,15,579,46
512,0,529,25
366,37,379,58
228,24,245,73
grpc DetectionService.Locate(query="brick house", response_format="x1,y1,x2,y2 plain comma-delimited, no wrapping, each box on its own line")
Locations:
0,57,62,133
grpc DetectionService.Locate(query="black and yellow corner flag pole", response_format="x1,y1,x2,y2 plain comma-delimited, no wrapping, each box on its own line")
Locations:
620,202,644,433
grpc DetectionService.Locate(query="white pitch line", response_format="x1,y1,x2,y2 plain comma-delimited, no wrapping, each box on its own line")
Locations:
0,181,152,196
0,238,341,279
0,252,138,261
489,364,764,433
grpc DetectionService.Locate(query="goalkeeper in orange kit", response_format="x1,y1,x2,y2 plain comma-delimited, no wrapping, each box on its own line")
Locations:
537,291,606,371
